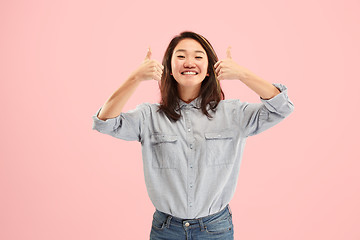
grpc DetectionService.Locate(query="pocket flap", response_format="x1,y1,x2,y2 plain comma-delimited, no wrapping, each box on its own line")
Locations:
151,134,178,143
205,131,234,140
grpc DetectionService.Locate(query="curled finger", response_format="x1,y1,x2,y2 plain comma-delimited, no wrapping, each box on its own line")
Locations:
215,65,222,76
214,60,221,69
155,64,163,75
155,71,162,81
153,60,164,69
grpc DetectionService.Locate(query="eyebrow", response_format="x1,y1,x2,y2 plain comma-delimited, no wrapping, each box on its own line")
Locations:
174,49,205,55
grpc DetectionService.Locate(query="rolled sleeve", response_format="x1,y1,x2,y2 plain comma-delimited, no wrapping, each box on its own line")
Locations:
92,103,150,141
239,83,294,137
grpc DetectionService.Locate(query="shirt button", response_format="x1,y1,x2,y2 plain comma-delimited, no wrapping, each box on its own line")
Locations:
184,222,190,227
188,128,191,132
190,144,193,149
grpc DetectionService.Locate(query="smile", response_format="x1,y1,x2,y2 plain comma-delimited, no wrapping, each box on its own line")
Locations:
181,71,198,75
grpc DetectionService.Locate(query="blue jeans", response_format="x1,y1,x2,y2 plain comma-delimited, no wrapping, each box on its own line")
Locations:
150,205,234,240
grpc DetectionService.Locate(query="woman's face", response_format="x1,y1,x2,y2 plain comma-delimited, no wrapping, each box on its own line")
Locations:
171,38,209,89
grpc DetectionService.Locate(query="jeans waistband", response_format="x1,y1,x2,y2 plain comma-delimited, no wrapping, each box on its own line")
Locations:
153,205,232,231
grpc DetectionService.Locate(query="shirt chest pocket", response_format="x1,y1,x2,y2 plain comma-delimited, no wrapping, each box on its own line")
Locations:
150,134,179,169
204,131,235,166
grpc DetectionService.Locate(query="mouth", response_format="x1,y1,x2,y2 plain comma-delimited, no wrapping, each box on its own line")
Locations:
181,71,198,75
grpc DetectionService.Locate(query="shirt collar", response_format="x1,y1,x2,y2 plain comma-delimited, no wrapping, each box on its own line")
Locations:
178,97,202,110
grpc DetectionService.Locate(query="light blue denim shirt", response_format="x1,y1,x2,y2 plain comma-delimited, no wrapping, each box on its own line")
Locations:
92,83,294,219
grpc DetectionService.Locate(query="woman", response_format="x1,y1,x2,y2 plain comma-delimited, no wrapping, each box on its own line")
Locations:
92,31,294,240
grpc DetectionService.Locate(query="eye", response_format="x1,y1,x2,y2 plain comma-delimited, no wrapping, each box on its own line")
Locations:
195,56,203,59
177,55,185,58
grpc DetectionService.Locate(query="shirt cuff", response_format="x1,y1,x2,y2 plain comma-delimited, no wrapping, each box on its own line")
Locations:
92,106,119,132
260,83,291,113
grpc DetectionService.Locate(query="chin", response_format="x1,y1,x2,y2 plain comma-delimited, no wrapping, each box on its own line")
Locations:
175,75,206,84
177,78,203,85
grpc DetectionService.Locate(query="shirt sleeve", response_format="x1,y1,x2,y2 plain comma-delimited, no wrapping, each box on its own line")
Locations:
91,103,150,142
238,83,295,137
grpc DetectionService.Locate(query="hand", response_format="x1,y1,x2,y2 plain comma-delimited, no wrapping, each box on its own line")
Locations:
131,47,164,82
214,46,250,81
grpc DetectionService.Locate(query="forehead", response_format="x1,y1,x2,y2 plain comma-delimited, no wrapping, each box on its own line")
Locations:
173,38,206,54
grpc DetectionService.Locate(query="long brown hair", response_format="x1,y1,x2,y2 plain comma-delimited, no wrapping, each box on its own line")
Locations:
158,31,224,121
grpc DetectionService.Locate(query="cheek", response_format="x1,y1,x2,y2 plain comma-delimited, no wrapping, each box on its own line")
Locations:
171,60,178,71
201,62,208,73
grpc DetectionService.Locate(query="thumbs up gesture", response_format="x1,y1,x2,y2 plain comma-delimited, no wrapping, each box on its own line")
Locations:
131,47,164,82
214,46,250,81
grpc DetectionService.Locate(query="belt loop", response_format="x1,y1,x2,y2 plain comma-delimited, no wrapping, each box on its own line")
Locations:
227,204,232,216
165,215,172,228
198,218,205,232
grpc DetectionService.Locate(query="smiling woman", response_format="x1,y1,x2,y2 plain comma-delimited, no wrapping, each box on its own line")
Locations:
159,32,223,121
171,40,209,100
92,31,294,240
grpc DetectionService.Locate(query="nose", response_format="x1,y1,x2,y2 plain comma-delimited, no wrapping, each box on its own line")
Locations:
184,58,196,68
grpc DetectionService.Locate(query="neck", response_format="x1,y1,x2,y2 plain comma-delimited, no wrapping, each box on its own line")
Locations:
178,84,201,103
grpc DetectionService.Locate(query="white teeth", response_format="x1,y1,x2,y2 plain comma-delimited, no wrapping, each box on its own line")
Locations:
182,71,197,75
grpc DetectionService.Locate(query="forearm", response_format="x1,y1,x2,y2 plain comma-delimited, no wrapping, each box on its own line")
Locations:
97,74,141,120
239,70,280,100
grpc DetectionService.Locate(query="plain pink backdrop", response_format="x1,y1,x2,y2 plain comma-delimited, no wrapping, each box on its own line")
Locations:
1,0,359,239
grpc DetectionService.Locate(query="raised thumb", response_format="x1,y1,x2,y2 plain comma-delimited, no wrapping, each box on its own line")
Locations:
226,46,232,59
145,46,152,60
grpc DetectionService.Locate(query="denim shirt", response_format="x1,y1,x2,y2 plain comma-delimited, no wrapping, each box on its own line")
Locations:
92,83,294,219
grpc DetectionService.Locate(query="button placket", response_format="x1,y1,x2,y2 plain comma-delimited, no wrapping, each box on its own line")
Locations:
184,107,195,213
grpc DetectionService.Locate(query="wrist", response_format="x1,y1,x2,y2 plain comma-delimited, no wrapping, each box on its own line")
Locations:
238,68,252,82
128,72,142,83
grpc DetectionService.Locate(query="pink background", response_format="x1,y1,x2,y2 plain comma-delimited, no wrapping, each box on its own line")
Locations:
1,0,359,239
